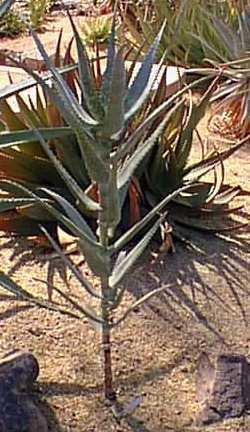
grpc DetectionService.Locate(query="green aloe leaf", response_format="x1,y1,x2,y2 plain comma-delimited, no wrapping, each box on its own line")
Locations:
125,21,166,120
30,28,98,127
175,78,218,171
41,188,96,240
0,0,14,16
35,86,48,125
0,64,77,100
32,128,101,212
54,135,90,187
76,133,109,184
0,270,80,320
15,54,107,185
110,212,167,290
0,178,108,278
102,48,126,139
99,167,120,232
40,226,102,300
111,182,196,253
0,127,72,148
68,12,103,120
114,75,214,165
117,101,182,191
15,94,41,128
173,183,214,208
78,237,109,278
0,148,64,185
0,99,27,130
100,13,116,105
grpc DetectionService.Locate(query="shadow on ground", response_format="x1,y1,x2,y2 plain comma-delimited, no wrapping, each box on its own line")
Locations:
0,227,249,332
125,230,250,332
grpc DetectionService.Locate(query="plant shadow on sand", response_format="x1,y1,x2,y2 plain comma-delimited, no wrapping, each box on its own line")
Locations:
0,224,249,431
126,228,250,330
1,222,250,338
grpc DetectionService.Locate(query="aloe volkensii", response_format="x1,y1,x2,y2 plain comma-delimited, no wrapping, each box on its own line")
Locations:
0,14,228,406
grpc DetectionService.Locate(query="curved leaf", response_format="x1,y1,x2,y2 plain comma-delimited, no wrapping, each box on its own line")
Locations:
0,0,14,16
125,21,166,120
110,212,167,290
0,127,72,148
102,48,126,139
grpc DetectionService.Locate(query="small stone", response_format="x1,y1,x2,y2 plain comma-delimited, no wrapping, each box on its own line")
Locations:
0,351,48,431
194,352,250,426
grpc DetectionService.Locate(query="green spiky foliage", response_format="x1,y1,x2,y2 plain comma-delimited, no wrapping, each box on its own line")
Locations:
197,4,250,139
0,32,246,240
0,12,248,411
0,14,222,404
0,0,15,16
0,0,25,37
0,34,91,235
142,80,248,235
122,0,236,67
81,15,112,47
122,0,250,137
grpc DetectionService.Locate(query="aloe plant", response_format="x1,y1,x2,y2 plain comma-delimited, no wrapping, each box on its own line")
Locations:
0,13,230,407
122,0,236,67
0,10,249,415
197,4,250,139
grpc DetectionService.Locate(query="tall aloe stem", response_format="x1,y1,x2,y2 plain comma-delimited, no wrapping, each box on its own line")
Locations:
99,183,116,401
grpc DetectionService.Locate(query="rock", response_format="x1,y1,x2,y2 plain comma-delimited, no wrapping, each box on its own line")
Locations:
0,351,48,432
194,352,250,426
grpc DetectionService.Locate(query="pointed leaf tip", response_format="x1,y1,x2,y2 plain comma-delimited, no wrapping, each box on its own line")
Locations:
125,20,166,120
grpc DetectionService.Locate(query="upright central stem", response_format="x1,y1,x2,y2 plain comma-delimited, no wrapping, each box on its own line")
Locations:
99,184,116,402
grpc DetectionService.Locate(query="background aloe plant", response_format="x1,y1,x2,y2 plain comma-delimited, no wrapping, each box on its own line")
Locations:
121,0,237,67
199,4,250,140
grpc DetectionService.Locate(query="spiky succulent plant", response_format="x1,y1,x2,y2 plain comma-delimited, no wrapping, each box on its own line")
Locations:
0,33,246,241
122,0,236,67
203,5,250,139
0,9,248,414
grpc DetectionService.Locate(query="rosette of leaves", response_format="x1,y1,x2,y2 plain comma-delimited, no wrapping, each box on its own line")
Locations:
81,16,112,47
122,0,235,67
0,34,88,235
197,4,250,139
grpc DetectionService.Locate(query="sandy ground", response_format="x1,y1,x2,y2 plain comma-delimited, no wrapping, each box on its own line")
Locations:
0,14,250,432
